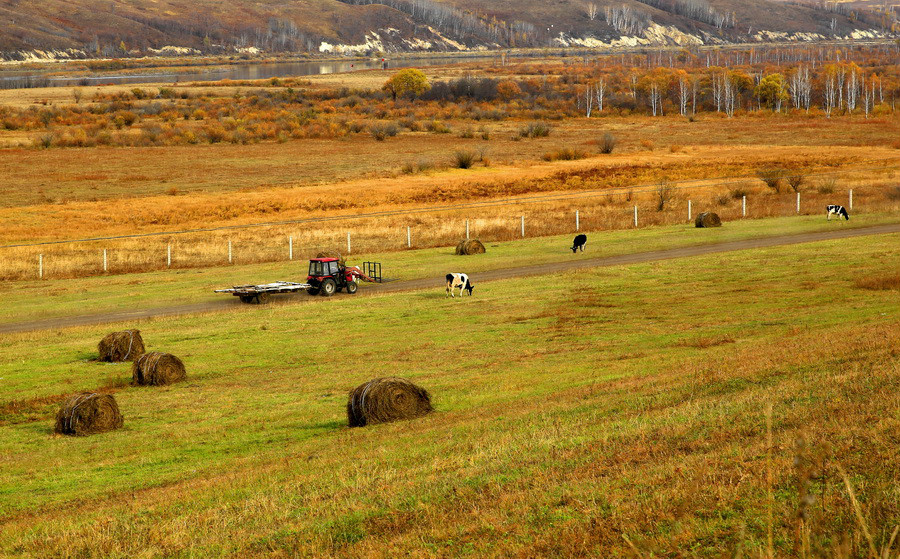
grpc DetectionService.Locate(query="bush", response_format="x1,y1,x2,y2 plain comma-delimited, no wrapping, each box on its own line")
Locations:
454,150,477,169
519,121,551,138
369,122,399,141
886,186,900,201
598,133,616,154
730,186,751,199
426,120,451,134
787,173,805,192
459,126,475,139
757,168,786,193
543,148,588,162
817,178,836,194
640,139,655,150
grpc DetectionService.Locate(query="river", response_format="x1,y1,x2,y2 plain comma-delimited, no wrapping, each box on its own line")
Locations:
0,55,500,89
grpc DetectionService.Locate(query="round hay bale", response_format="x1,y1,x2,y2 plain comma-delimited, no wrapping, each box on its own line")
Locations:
346,377,433,427
132,352,186,386
695,212,722,228
97,329,145,362
54,392,123,436
454,239,486,255
316,251,345,266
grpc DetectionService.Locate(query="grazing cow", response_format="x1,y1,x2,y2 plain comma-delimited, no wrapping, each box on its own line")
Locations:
826,204,850,221
445,273,475,297
571,234,587,253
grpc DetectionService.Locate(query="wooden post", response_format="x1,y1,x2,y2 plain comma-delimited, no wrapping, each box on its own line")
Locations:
466,219,470,239
103,249,108,272
796,191,801,214
633,206,638,227
688,200,692,222
576,210,580,231
228,240,232,263
407,226,411,248
167,244,171,268
347,232,351,254
39,254,43,279
742,196,747,217
520,215,525,237
849,189,853,210
289,236,293,260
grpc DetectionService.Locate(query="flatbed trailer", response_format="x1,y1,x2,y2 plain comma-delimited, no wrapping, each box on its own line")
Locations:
215,281,312,304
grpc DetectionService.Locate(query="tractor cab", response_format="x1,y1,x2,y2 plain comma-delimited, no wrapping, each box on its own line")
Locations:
306,257,353,296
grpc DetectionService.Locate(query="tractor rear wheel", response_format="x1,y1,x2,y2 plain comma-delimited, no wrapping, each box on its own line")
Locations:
346,281,358,294
257,293,271,304
320,279,337,297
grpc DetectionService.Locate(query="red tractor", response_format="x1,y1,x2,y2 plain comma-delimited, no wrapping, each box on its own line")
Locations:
306,258,379,296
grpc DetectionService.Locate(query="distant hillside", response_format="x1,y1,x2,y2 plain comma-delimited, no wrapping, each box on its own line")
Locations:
0,0,894,61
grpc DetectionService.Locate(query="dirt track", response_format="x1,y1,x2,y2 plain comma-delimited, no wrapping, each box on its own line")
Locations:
3,222,899,335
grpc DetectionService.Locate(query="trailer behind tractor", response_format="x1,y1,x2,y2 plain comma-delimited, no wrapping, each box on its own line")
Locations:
216,258,382,304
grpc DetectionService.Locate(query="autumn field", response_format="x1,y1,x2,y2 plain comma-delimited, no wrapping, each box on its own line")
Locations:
2,48,900,557
1,230,900,557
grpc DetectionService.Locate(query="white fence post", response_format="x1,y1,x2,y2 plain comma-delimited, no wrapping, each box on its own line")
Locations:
347,232,351,254
167,244,171,268
688,200,692,222
407,226,411,248
796,192,801,214
39,254,43,279
520,216,525,237
849,189,853,210
576,210,580,231
289,236,293,260
466,219,470,239
633,206,638,227
228,240,232,263
103,249,108,272
742,196,747,217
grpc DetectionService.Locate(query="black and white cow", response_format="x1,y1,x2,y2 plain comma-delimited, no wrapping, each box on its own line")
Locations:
826,205,850,221
446,273,475,297
571,234,587,253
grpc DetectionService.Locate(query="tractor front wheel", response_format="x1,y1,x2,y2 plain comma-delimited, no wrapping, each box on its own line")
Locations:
320,279,337,297
346,281,358,294
307,287,320,296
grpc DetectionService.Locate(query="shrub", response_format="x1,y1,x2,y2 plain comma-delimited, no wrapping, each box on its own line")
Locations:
369,122,399,141
787,173,805,192
454,150,477,169
817,178,836,194
886,186,900,201
542,148,588,162
398,117,419,131
598,133,616,154
757,168,786,193
459,126,475,139
656,181,675,211
479,126,491,140
640,139,655,150
730,185,751,199
426,120,451,134
519,121,551,138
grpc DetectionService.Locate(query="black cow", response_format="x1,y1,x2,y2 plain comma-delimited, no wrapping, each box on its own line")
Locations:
571,234,587,253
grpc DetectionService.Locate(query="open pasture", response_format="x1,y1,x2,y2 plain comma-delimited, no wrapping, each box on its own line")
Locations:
1,231,899,557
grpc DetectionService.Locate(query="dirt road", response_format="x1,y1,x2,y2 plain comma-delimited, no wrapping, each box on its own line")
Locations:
4,222,898,335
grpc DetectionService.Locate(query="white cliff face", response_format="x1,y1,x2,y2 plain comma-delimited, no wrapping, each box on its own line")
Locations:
319,27,471,54
556,24,704,49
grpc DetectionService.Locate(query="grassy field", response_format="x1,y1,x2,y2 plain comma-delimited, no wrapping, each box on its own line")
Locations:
3,213,898,326
1,230,899,557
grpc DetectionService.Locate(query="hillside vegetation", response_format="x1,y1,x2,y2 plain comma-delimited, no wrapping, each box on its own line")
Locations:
0,0,893,58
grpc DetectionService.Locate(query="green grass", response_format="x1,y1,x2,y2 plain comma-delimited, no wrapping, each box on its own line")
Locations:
1,232,899,556
3,212,897,326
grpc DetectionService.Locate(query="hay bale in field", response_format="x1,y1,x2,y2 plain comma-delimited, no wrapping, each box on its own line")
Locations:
454,239,486,255
695,212,722,228
97,330,145,362
132,352,186,386
315,251,345,266
54,392,124,436
347,377,433,427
